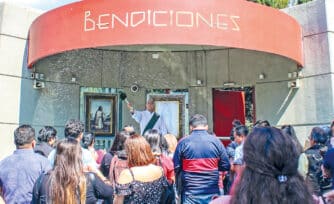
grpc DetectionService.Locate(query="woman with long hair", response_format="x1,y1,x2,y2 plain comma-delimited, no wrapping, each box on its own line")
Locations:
82,132,98,163
114,134,167,204
211,127,315,204
108,131,130,186
144,129,174,183
164,133,178,158
100,131,130,179
32,139,114,204
32,139,86,203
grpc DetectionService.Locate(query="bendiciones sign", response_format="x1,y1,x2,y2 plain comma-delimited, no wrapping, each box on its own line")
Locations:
28,0,303,67
84,10,240,32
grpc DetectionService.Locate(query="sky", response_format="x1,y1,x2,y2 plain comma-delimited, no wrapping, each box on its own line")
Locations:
2,0,79,11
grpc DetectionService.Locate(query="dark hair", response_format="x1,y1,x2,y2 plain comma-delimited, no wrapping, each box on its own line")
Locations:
235,125,248,137
144,129,161,154
125,134,156,167
144,129,169,155
82,132,95,149
147,98,155,104
189,114,208,128
160,133,169,155
64,119,84,139
232,119,242,127
281,125,303,154
230,119,243,140
110,131,130,153
14,124,35,147
38,126,57,143
49,139,86,203
330,121,334,137
231,127,313,204
310,127,328,145
254,120,271,127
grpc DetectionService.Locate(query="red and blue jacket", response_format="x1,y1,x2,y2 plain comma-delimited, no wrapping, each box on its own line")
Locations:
173,130,230,195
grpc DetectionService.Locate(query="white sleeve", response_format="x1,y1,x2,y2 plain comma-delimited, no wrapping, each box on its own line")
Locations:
131,110,142,123
47,149,56,167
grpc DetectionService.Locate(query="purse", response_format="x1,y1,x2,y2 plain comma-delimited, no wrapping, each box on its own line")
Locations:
160,180,176,204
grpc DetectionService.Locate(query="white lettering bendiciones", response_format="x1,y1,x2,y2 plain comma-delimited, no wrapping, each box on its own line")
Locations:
84,10,240,32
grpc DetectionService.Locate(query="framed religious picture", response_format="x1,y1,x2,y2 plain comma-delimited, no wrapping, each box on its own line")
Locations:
149,94,185,137
85,93,117,135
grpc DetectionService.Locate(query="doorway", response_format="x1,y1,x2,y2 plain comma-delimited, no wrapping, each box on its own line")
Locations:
212,87,255,146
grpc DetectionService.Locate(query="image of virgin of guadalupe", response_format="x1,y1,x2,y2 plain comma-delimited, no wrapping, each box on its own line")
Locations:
94,106,105,130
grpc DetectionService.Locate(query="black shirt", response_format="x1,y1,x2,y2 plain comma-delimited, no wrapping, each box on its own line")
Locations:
32,171,113,203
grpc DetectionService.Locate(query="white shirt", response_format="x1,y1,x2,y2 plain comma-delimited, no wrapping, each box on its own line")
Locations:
48,147,97,169
132,110,167,135
233,143,244,165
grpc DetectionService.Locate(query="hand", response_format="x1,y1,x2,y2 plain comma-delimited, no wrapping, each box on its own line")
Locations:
127,103,134,113
322,165,331,178
324,190,334,204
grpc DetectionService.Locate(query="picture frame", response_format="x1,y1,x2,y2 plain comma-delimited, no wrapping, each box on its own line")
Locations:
149,94,185,137
85,93,117,135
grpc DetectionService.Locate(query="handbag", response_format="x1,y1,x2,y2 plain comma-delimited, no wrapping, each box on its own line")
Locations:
158,156,176,204
160,180,176,204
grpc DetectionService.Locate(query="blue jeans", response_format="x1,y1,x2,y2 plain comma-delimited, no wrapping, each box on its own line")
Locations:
181,193,220,204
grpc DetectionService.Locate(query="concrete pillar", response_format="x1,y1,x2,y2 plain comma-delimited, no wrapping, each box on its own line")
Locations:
0,2,41,160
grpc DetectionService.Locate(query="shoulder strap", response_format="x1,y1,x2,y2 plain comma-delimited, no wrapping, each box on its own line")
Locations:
129,168,135,181
156,156,166,177
143,112,160,135
112,157,118,185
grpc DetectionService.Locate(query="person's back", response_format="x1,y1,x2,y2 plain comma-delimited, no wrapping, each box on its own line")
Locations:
32,139,114,204
305,144,329,195
144,129,175,183
109,150,129,186
0,125,51,204
305,127,329,195
48,119,97,169
173,114,230,203
34,126,57,157
85,172,114,204
230,127,314,204
176,131,229,194
114,134,167,204
116,164,166,203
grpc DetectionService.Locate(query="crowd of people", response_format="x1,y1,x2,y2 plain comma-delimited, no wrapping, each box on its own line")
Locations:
1,99,334,203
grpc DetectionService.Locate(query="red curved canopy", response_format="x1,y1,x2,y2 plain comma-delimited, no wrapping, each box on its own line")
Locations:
28,0,303,67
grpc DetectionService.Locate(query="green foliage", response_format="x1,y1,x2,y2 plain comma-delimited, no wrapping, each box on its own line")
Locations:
256,0,289,9
298,0,313,3
248,0,313,9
